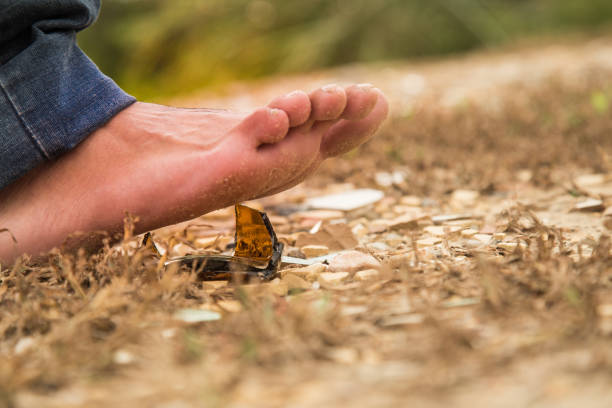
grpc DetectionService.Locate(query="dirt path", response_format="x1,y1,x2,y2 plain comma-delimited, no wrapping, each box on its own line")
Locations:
5,36,612,408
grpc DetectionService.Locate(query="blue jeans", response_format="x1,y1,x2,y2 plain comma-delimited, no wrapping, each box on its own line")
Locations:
0,0,135,190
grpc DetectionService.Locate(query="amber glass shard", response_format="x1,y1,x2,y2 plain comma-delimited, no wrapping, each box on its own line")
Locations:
141,204,283,281
142,232,161,256
234,204,273,261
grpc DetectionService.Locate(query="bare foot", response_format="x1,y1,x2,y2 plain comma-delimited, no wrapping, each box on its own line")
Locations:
0,84,388,263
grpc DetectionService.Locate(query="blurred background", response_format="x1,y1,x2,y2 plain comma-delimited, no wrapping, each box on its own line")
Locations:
79,0,612,101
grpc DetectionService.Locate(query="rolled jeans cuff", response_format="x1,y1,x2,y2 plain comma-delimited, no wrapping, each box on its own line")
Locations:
0,29,135,189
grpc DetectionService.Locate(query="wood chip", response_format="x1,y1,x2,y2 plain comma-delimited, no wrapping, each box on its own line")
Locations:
282,274,311,290
292,210,345,221
305,189,384,211
328,250,382,273
351,223,368,238
319,272,350,285
173,309,221,323
389,214,426,231
432,214,474,224
301,244,330,257
400,195,422,206
473,234,493,244
441,297,480,308
355,269,380,281
269,278,288,296
295,223,358,251
216,300,242,313
597,304,612,317
281,263,328,281
497,242,518,251
327,347,359,364
461,228,478,237
417,237,442,247
379,313,424,327
375,171,404,187
424,225,461,236
575,174,607,187
573,199,605,212
341,305,368,316
369,219,392,233
451,189,479,206
203,281,228,290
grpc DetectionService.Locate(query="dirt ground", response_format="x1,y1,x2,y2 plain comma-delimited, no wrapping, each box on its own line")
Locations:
3,36,612,408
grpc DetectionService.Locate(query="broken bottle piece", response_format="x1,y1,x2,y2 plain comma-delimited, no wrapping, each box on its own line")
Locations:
142,204,283,281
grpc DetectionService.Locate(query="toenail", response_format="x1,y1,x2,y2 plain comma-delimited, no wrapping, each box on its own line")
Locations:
269,108,284,116
357,83,374,91
322,84,341,93
286,90,303,97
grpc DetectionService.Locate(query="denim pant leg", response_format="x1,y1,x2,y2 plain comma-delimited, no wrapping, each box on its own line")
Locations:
0,0,136,190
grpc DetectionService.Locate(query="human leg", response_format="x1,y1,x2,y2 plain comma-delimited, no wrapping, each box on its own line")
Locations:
0,0,135,189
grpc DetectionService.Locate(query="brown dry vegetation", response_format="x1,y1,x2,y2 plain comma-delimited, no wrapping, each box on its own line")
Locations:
2,41,612,407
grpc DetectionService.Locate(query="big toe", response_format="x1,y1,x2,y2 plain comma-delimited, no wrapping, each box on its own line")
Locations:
268,90,311,127
320,88,389,158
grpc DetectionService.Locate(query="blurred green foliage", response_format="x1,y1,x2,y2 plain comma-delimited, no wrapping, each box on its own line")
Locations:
78,0,612,99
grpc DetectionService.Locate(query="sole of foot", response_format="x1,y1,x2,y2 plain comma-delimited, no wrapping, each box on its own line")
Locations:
0,84,388,263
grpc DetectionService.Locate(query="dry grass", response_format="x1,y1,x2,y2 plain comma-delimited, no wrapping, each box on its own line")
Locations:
2,58,612,408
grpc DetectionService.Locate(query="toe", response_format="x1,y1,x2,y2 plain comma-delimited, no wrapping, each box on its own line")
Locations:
268,90,311,127
309,84,347,122
342,84,378,120
234,107,290,147
320,88,389,158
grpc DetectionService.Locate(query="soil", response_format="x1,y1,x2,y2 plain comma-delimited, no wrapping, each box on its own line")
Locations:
3,36,612,408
